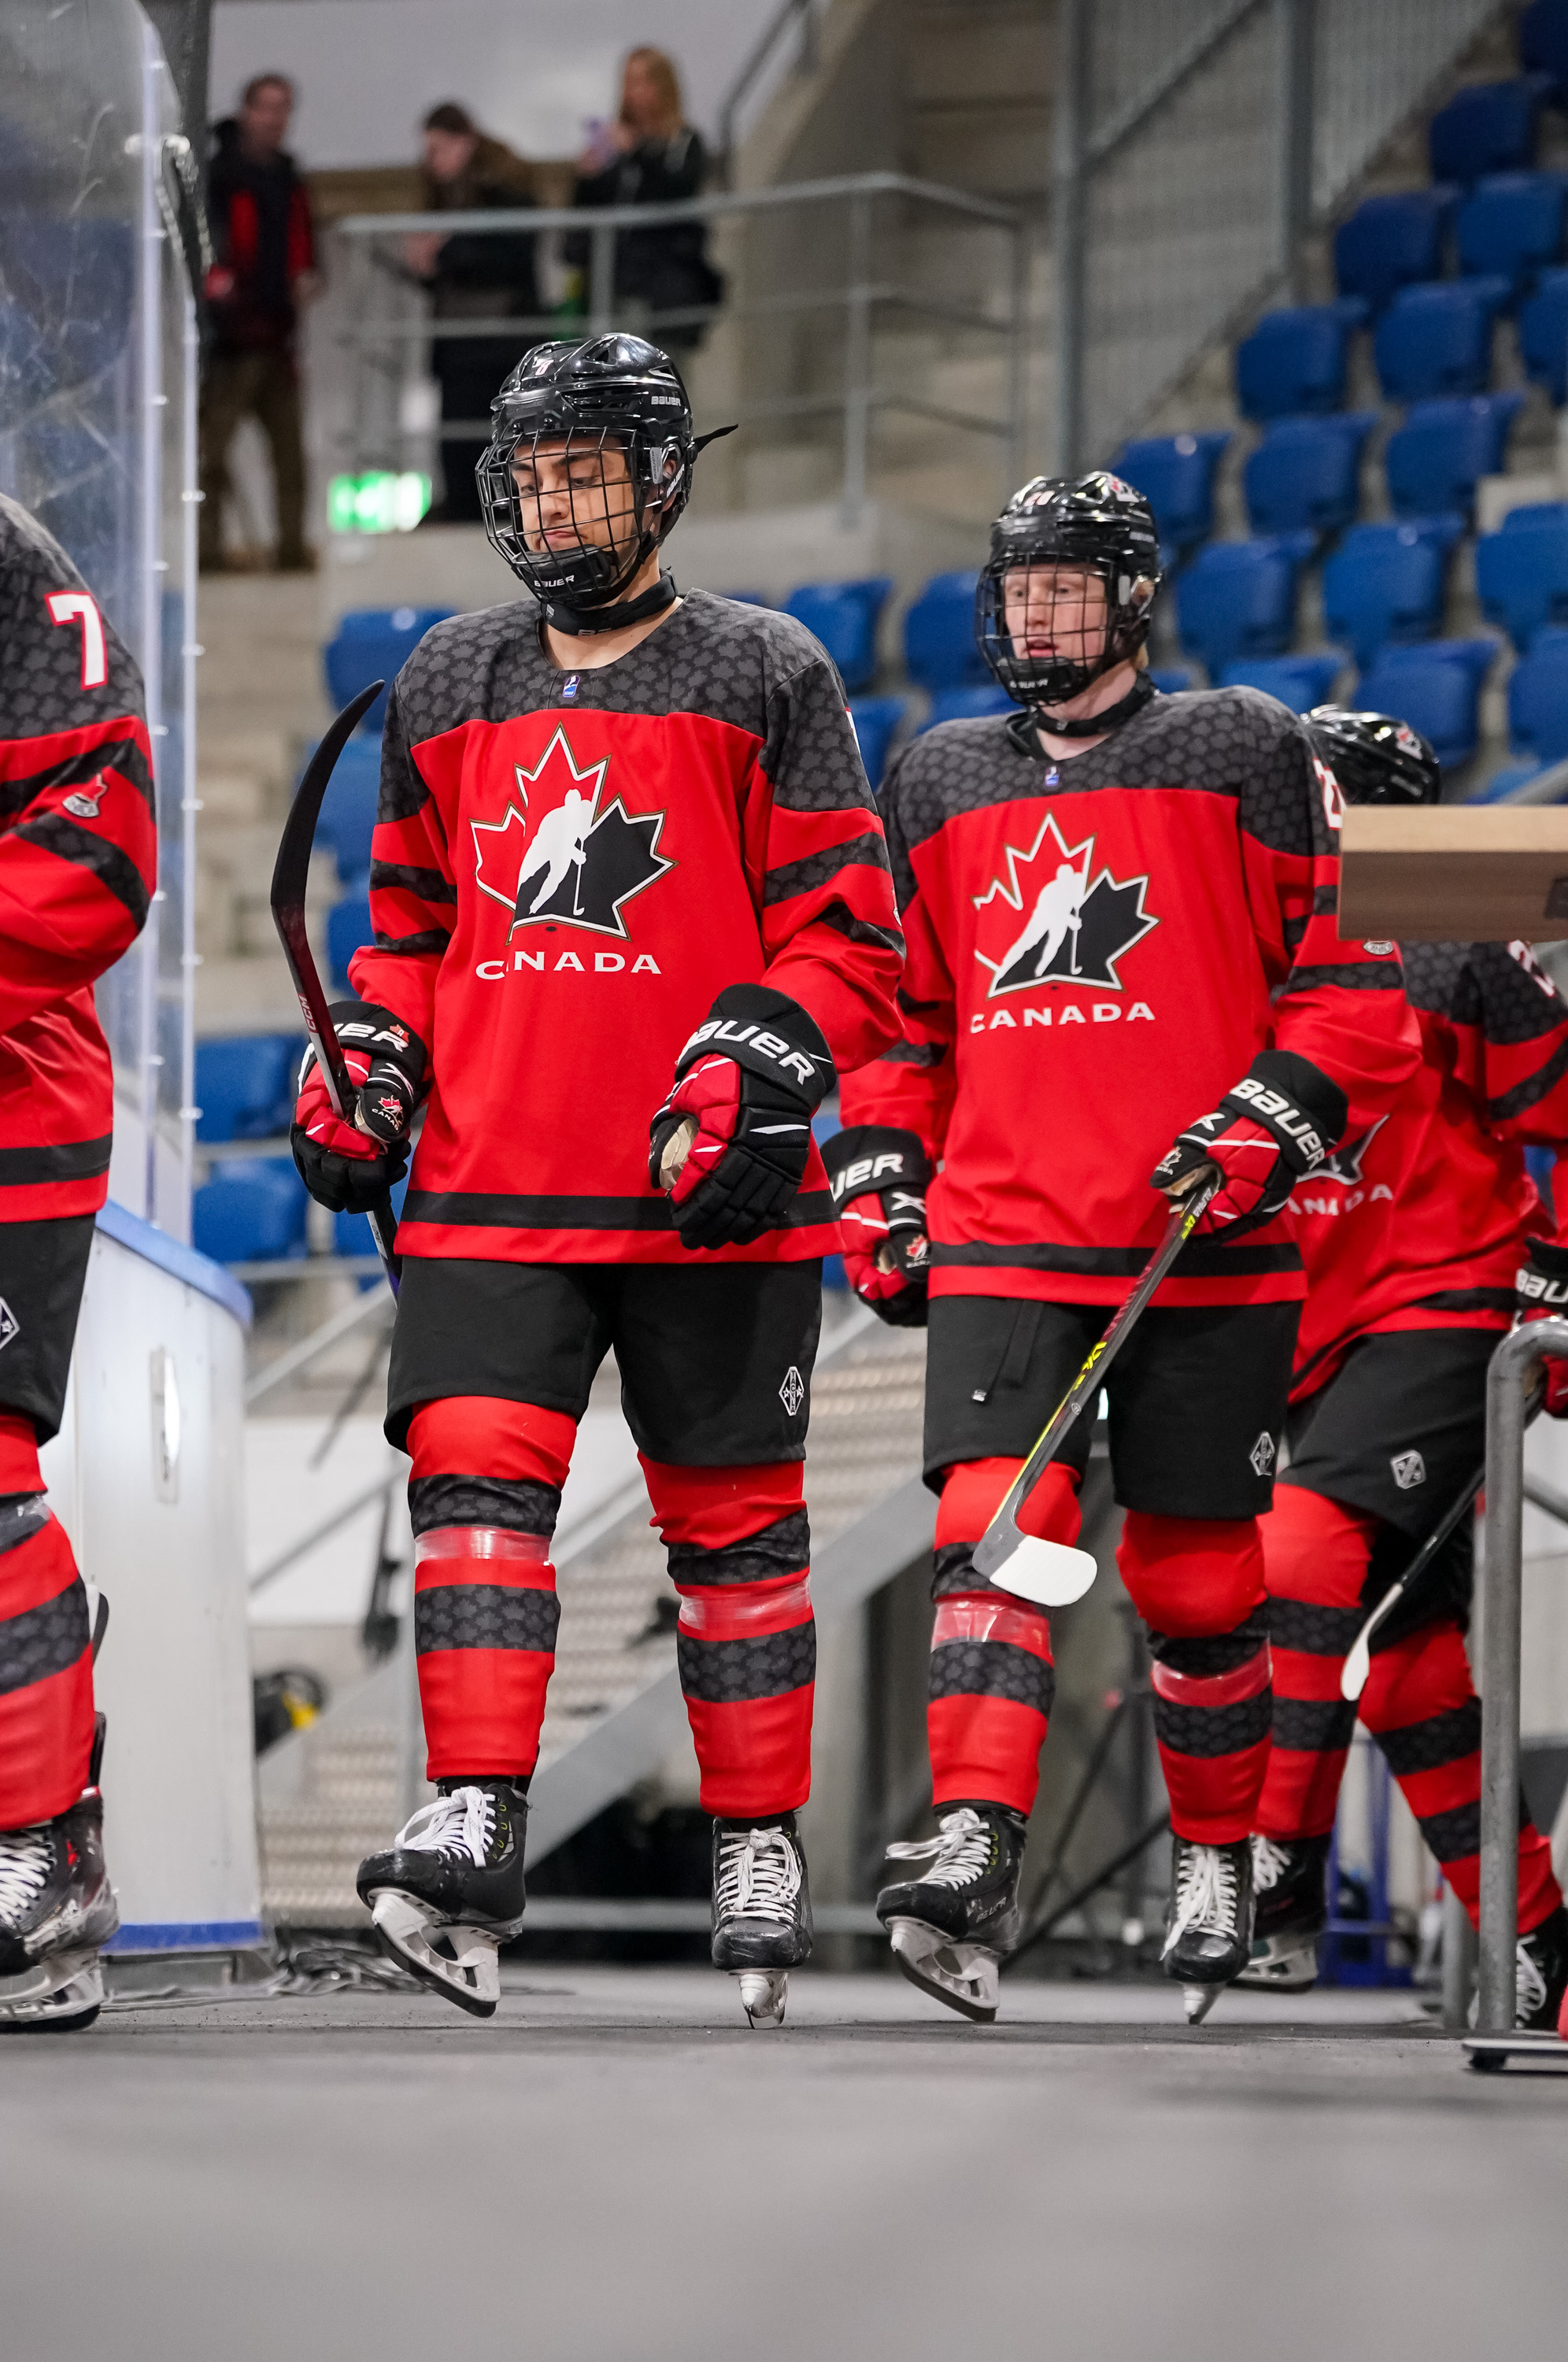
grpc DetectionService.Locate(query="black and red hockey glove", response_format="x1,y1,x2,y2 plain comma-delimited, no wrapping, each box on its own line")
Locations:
649,983,834,1251
821,1124,932,1327
291,1001,427,1216
1153,1051,1345,1238
1516,1238,1568,1416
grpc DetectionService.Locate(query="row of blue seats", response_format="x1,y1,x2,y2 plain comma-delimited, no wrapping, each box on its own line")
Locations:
1426,72,1559,189
1233,274,1560,420
192,1159,401,1270
1338,170,1568,314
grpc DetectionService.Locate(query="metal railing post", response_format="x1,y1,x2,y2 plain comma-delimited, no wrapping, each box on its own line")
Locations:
1277,0,1315,297
1477,1320,1568,2030
1053,0,1090,479
841,187,873,527
588,218,616,335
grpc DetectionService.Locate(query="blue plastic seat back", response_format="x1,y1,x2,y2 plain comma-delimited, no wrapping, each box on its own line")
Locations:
1322,520,1460,668
327,876,375,991
1477,507,1568,650
1111,431,1231,558
304,735,383,881
919,685,1014,733
1356,639,1497,770
1217,653,1344,713
1455,172,1567,296
1470,757,1546,802
783,576,894,693
1334,191,1452,312
1372,277,1511,401
848,695,906,786
1174,535,1313,675
1520,266,1568,403
1510,624,1568,761
324,607,455,738
1384,392,1525,519
1242,413,1374,538
1234,304,1362,422
1429,80,1546,186
194,1034,305,1144
903,571,985,691
192,1158,308,1265
1149,667,1193,694
1522,0,1568,101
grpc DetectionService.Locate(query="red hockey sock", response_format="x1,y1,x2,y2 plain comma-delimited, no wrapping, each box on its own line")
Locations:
0,1509,94,1827
1119,1509,1270,1844
1256,1486,1377,1842
1362,1620,1564,1935
0,1409,42,1496
643,1458,814,1818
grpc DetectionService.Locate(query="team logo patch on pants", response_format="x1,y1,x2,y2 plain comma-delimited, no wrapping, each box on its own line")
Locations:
779,1365,805,1416
0,1298,17,1353
1390,1449,1426,1490
1250,1431,1277,1476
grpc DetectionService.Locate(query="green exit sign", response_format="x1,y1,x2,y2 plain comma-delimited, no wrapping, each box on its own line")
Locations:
327,472,432,534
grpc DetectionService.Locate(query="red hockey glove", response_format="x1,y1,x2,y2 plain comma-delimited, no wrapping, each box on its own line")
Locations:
291,1001,427,1216
1153,1051,1344,1238
1516,1238,1568,1416
821,1124,932,1327
649,983,834,1251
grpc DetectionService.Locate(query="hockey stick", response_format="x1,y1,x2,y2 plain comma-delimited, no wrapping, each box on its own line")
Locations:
270,681,401,1292
1340,1380,1545,1702
971,1164,1222,1607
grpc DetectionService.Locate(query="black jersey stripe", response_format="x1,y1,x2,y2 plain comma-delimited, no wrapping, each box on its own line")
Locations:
815,900,904,956
1276,962,1404,994
1488,1035,1568,1123
401,1187,835,1231
374,926,453,957
763,829,890,906
0,1135,113,1188
930,1237,1303,1278
12,811,150,925
368,860,457,903
0,729,155,819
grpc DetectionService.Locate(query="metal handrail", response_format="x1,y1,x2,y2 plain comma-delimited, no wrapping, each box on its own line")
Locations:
333,173,1025,236
715,0,817,173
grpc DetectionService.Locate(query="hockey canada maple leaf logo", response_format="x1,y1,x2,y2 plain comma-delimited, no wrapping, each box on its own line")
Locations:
471,724,674,941
1318,1117,1387,1187
973,811,1158,998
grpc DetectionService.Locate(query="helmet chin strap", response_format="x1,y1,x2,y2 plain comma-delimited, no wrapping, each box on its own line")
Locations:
1032,666,1156,739
542,568,679,636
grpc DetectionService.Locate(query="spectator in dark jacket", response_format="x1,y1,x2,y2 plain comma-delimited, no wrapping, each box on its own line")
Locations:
201,74,320,572
405,103,541,524
572,48,722,354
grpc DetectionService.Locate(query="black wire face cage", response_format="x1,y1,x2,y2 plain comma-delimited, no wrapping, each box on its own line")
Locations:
1305,706,1441,805
975,474,1161,708
477,422,688,609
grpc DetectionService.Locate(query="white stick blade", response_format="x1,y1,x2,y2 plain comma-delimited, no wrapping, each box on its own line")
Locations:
987,1537,1098,1608
1340,1633,1372,1702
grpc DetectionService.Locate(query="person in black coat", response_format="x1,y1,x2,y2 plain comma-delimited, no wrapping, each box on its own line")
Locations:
572,49,723,354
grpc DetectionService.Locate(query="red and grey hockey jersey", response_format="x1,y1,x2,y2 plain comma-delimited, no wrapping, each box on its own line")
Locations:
840,687,1421,1308
1289,937,1568,1400
0,497,154,1222
349,589,903,1263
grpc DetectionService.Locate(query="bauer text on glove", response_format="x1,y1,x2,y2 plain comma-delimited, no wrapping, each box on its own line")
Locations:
821,1123,931,1326
649,983,834,1251
1517,1236,1568,1416
1152,1050,1346,1238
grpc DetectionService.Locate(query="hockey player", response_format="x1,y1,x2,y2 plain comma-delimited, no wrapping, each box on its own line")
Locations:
0,496,155,2027
830,476,1420,2022
1242,707,1568,2027
290,335,902,2023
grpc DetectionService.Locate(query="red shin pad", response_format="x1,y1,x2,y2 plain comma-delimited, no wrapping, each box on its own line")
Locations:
1256,1486,1376,1842
1119,1509,1270,1845
0,1509,94,1827
927,1457,1068,1815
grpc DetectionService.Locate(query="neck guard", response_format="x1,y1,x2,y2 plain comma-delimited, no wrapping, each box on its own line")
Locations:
1032,668,1157,740
543,571,679,636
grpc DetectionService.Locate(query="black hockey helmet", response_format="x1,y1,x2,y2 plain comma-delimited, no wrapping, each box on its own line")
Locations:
477,334,733,618
1304,705,1440,805
976,472,1163,707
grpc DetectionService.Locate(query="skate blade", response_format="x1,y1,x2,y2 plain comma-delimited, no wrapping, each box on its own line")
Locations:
1182,1982,1225,2026
887,1918,999,2023
1235,1940,1318,1993
369,1890,502,2020
0,1949,104,2032
734,1969,788,2028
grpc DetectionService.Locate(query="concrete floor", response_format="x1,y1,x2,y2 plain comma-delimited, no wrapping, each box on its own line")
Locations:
2,1970,1564,2362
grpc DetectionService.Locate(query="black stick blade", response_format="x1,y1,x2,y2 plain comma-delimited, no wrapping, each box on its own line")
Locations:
270,681,384,1118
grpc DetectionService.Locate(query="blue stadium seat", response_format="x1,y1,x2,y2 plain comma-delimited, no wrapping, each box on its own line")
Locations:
1456,172,1568,300
327,876,374,991
194,1034,305,1144
903,571,985,690
1111,431,1231,562
1470,757,1546,802
1233,301,1366,422
1510,625,1568,761
1429,79,1549,187
324,607,454,737
298,734,382,882
1322,517,1465,669
919,685,1014,732
334,1173,409,1265
1149,667,1193,694
1477,504,1568,649
1384,391,1525,520
1522,0,1568,103
848,695,905,785
1334,190,1455,313
192,1158,308,1266
1356,639,1496,771
1242,413,1376,539
1216,653,1345,713
1371,276,1511,401
1520,266,1568,404
1174,534,1315,677
784,577,893,693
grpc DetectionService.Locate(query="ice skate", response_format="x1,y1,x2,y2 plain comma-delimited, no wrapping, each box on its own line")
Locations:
0,1788,119,2034
357,1779,527,2020
1235,1833,1328,1992
1162,1835,1253,2023
878,1802,1027,2024
711,1816,812,2027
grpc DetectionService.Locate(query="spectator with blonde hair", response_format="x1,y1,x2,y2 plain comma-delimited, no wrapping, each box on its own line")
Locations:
572,48,723,353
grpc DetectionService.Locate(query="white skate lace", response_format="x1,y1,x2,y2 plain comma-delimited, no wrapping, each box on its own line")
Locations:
0,1826,51,1930
1251,1835,1292,1897
886,1805,993,1890
392,1788,495,1868
1162,1843,1240,1957
1517,1939,1549,2026
715,1825,801,1926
